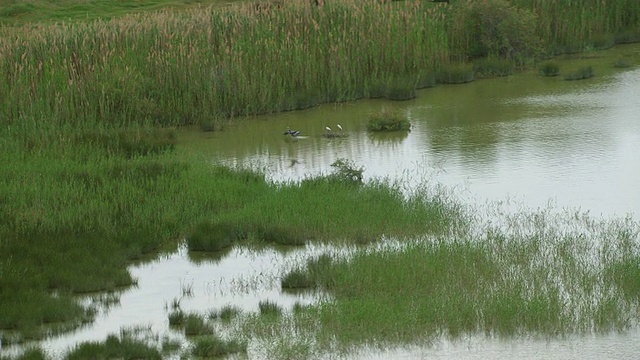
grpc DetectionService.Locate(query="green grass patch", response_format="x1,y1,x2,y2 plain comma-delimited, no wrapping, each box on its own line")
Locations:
209,305,242,321
191,335,247,358
66,334,162,360
263,209,640,352
366,109,411,132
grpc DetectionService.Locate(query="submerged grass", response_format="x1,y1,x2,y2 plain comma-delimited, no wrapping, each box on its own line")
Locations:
253,208,640,354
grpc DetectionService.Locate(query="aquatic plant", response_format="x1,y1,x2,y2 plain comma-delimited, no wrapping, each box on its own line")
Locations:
66,334,162,360
258,301,283,316
435,63,475,84
183,314,214,336
538,61,561,76
209,305,242,321
473,57,514,77
186,220,237,252
614,57,632,68
366,109,412,132
385,76,417,101
564,66,595,81
269,209,640,350
190,335,247,358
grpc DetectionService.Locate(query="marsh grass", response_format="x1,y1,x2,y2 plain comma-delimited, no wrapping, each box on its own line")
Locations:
191,335,247,358
436,63,475,84
614,57,632,68
265,209,640,352
385,76,417,101
367,109,411,132
66,334,162,360
473,58,514,78
209,305,242,321
538,61,561,76
186,220,237,252
183,314,214,336
564,66,595,80
259,301,283,317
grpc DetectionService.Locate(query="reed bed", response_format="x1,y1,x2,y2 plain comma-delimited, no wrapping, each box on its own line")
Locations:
0,0,449,130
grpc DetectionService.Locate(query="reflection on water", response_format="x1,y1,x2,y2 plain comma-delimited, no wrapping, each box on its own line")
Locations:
179,60,640,218
28,244,330,358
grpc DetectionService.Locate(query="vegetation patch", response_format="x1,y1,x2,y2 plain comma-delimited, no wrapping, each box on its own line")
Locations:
66,334,162,360
258,301,283,317
473,57,514,77
564,66,595,80
538,61,561,76
385,76,417,101
191,335,247,358
256,209,640,352
436,63,475,84
366,109,411,132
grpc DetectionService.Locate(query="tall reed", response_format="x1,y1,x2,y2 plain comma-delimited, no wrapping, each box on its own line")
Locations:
0,0,449,129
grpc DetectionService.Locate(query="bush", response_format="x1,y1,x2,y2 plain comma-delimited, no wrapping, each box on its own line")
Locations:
564,66,594,81
538,61,561,77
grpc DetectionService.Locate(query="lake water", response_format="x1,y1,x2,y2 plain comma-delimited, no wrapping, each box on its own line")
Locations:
4,44,640,359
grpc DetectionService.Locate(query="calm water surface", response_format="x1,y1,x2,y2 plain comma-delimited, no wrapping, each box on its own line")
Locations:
4,45,640,359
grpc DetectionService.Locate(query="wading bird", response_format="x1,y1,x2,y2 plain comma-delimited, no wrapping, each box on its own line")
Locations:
284,128,301,137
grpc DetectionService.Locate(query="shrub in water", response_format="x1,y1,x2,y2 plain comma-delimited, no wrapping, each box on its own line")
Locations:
329,158,364,184
366,109,411,132
614,58,632,68
539,61,561,77
564,66,594,81
436,63,475,84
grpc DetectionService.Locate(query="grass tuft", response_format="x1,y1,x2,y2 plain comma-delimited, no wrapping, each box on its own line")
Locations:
538,61,561,76
191,335,247,358
367,109,411,132
564,66,594,81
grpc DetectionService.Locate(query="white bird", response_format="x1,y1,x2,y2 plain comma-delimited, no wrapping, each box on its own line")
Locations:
337,124,343,132
325,126,332,133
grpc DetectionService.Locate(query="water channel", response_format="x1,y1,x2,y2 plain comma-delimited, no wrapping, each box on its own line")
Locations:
3,44,640,359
